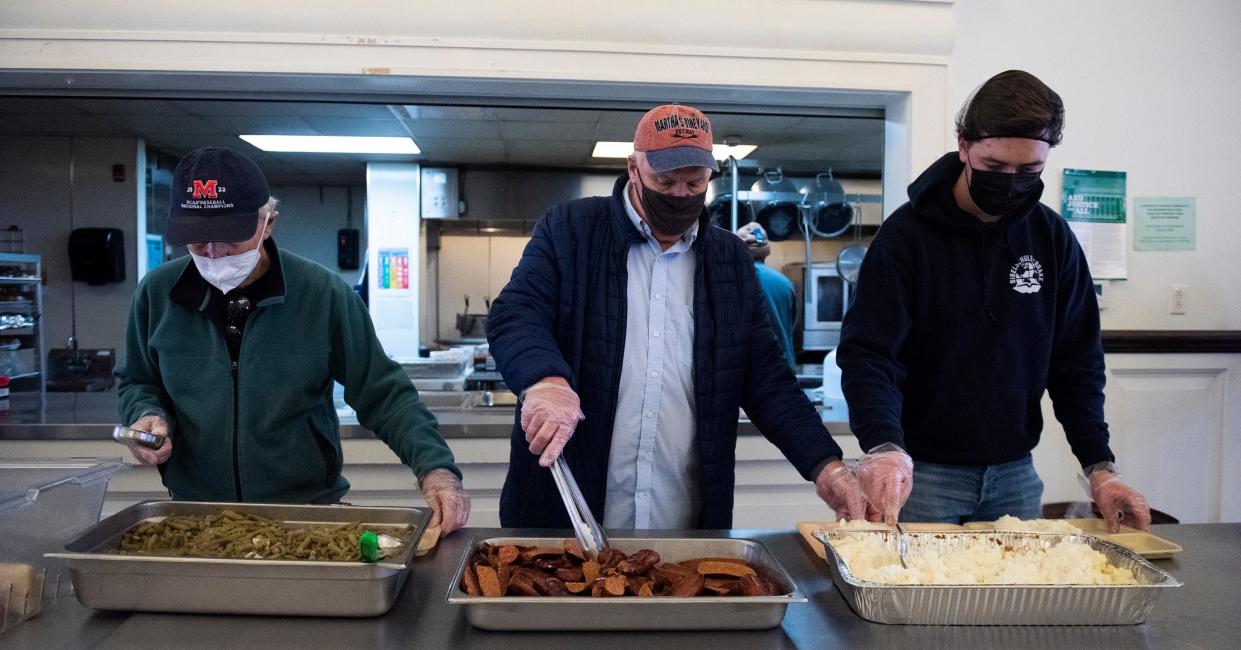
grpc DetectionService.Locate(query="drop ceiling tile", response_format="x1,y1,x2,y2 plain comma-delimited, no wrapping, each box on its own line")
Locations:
0,97,88,115
146,134,253,153
34,114,136,136
289,102,396,118
493,107,600,123
110,114,219,135
64,98,191,115
499,121,596,140
401,119,502,139
403,105,497,121
202,115,318,135
414,137,505,158
300,116,409,137
504,138,594,159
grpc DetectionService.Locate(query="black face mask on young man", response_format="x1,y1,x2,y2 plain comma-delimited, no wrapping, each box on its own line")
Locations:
636,175,706,237
965,152,1044,218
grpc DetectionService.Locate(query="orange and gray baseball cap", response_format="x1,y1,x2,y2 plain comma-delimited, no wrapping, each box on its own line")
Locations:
633,104,719,174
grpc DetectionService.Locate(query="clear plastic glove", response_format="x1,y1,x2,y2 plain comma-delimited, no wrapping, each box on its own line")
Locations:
127,414,172,466
420,468,471,535
855,443,914,524
520,378,584,467
814,460,867,521
1089,471,1152,533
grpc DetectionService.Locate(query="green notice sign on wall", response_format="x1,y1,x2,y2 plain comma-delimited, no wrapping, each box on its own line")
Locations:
1062,168,1128,279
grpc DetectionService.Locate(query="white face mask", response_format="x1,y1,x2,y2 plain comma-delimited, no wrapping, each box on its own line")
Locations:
192,247,261,294
190,216,269,294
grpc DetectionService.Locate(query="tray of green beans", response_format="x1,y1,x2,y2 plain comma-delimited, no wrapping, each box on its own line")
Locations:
46,501,430,617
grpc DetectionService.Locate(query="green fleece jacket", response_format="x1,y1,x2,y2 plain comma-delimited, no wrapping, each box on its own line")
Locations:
117,245,459,503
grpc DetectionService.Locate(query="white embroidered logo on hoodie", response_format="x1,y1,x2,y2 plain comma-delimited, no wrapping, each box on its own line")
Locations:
1009,255,1044,294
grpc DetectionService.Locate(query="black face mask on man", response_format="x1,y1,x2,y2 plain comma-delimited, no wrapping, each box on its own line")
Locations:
636,175,706,237
965,150,1043,217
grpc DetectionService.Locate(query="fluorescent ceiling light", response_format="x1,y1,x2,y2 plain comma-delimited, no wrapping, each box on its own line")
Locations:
591,141,757,161
591,142,637,158
240,135,420,154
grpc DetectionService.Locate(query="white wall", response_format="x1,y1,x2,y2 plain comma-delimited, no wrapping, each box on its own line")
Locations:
267,184,366,284
0,135,138,356
951,0,1241,329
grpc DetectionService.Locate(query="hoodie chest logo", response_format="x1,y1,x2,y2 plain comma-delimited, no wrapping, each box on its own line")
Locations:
1009,255,1044,294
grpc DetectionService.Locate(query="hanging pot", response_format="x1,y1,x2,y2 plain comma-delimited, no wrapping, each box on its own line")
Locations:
706,176,751,230
800,171,853,238
750,169,800,241
707,194,752,230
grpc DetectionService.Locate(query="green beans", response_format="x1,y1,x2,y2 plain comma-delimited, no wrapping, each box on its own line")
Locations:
114,510,413,562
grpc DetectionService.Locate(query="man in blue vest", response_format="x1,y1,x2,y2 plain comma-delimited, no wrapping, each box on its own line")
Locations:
487,104,865,529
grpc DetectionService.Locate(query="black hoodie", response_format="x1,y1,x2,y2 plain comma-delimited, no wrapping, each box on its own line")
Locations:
837,152,1113,468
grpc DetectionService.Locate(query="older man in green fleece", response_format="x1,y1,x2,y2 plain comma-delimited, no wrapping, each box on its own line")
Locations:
116,146,469,534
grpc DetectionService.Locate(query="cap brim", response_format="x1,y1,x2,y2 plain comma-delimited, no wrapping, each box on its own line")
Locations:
165,212,259,246
645,146,720,174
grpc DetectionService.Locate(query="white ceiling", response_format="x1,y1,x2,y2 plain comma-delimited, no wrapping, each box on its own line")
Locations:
0,97,884,185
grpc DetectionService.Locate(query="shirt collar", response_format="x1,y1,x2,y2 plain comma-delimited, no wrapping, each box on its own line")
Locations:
623,181,699,247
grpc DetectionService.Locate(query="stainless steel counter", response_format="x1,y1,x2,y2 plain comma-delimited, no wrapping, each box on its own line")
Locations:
3,524,1234,648
0,391,848,441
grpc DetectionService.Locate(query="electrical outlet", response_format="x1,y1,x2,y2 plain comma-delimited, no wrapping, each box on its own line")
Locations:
1168,285,1187,315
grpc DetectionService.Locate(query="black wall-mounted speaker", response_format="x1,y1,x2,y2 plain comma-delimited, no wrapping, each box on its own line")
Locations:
337,228,360,271
68,227,126,285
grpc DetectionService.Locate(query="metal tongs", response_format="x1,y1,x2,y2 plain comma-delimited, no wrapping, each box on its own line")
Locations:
549,456,609,559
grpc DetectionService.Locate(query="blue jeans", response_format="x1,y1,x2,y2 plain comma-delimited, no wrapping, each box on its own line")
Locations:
900,456,1044,524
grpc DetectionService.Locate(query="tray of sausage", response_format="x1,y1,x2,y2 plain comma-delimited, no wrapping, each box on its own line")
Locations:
446,536,806,631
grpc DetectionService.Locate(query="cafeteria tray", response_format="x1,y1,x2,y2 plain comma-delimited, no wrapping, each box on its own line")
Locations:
962,518,1184,559
813,529,1181,625
47,501,430,617
446,536,807,631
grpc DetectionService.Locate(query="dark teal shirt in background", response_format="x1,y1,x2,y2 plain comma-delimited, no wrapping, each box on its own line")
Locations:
753,261,797,369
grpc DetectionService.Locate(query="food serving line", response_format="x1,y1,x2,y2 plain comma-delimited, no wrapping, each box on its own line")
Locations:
4,523,1238,648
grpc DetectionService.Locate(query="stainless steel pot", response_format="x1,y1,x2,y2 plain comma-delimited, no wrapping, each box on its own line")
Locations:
750,169,801,241
800,171,853,238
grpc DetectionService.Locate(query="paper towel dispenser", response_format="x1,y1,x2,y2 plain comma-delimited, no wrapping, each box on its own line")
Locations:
68,227,126,285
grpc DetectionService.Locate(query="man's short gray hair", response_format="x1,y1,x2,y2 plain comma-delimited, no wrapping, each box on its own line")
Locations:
258,196,279,220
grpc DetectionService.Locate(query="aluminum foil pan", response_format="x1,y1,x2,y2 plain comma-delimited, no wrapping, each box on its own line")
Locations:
813,529,1182,625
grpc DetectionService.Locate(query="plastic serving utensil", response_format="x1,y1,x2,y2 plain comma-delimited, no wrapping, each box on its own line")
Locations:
895,522,910,569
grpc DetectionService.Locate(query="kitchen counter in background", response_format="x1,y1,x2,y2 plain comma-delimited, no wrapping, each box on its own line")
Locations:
3,524,1236,648
0,391,851,441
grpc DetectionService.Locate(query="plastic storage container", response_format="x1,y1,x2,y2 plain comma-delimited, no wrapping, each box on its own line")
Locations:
0,457,126,634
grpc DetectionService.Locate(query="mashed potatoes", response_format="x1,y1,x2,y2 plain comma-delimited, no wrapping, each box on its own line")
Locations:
827,523,1139,585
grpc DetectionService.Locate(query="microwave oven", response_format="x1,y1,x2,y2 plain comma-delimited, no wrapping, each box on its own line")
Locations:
803,263,852,350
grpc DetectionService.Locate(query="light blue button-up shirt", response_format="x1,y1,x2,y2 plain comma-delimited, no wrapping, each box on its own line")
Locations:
602,183,700,529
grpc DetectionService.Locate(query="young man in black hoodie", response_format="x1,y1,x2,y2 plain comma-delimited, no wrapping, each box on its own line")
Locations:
838,70,1151,533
